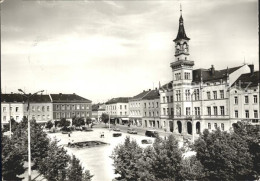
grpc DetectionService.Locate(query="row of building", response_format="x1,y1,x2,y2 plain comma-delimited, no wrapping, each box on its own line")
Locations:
1,93,92,126
92,9,259,138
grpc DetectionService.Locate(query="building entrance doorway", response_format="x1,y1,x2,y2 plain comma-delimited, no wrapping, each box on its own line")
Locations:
187,122,192,135
177,121,182,133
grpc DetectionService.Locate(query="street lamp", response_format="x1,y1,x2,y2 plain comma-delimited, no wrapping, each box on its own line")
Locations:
18,89,44,181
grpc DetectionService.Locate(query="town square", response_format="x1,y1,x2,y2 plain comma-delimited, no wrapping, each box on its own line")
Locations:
1,0,259,180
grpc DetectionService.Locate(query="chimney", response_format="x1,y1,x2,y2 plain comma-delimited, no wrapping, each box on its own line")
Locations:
155,87,157,90
143,90,145,92
210,65,215,75
149,89,151,91
249,64,254,75
11,92,13,94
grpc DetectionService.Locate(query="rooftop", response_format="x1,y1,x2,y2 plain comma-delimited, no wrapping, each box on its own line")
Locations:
232,71,259,88
105,97,131,104
50,93,92,103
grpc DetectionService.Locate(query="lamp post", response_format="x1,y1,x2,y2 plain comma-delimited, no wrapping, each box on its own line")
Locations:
18,89,44,181
108,113,110,131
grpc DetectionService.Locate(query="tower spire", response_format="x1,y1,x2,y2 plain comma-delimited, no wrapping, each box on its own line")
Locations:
180,3,182,16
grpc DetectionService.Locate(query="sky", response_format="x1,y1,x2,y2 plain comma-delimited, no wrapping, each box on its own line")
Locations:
1,0,258,103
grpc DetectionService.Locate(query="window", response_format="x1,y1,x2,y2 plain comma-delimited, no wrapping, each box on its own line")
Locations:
163,97,165,103
194,89,200,101
214,123,217,129
195,107,200,116
176,90,181,101
76,104,80,110
184,72,190,80
185,90,190,100
56,105,60,110
254,110,258,118
66,112,70,118
213,106,217,115
37,115,41,120
81,105,85,109
10,107,13,112
125,112,127,115
56,113,60,119
221,123,224,131
37,106,40,111
145,112,147,116
61,105,65,110
220,106,225,116
42,115,45,120
42,106,45,112
47,106,50,111
156,102,159,108
207,92,211,100
254,95,258,103
186,107,191,116
125,105,127,109
234,96,238,104
213,91,217,99
66,105,70,110
235,110,238,118
220,90,224,99
163,108,166,115
207,107,211,116
171,108,174,116
32,106,35,112
144,103,146,108
120,112,122,115
72,105,75,110
3,107,6,112
245,96,249,104
166,96,169,103
16,116,19,121
245,110,249,118
166,108,169,115
120,105,122,109
3,116,6,121
15,107,19,112
149,112,151,117
170,96,173,102
175,73,181,80
208,123,211,129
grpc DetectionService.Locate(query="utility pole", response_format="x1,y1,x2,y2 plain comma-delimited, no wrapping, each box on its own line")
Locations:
18,89,44,181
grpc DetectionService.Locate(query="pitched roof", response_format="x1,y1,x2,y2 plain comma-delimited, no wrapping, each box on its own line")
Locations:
160,81,173,90
105,97,130,104
50,93,91,103
130,90,150,101
232,71,259,88
92,104,99,111
142,90,160,100
192,65,243,83
1,93,51,103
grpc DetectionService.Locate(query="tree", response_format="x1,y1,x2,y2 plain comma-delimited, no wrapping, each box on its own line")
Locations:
101,113,109,126
232,122,260,179
2,135,25,180
66,155,93,181
60,118,71,128
45,120,54,130
3,118,19,132
111,136,143,180
38,138,70,181
180,155,204,180
86,117,92,127
194,129,254,180
72,117,85,127
11,118,50,170
142,135,183,181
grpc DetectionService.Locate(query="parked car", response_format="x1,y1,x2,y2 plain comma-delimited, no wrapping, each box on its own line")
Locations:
127,128,137,134
141,139,153,144
145,130,159,137
113,127,121,132
113,133,122,137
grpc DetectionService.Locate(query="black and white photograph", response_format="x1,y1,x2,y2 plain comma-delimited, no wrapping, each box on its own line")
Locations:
1,0,259,180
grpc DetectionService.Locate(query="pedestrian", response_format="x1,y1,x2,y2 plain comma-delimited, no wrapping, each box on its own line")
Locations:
68,132,70,137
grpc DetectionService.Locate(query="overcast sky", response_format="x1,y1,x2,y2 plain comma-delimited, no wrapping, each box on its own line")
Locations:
1,0,258,103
